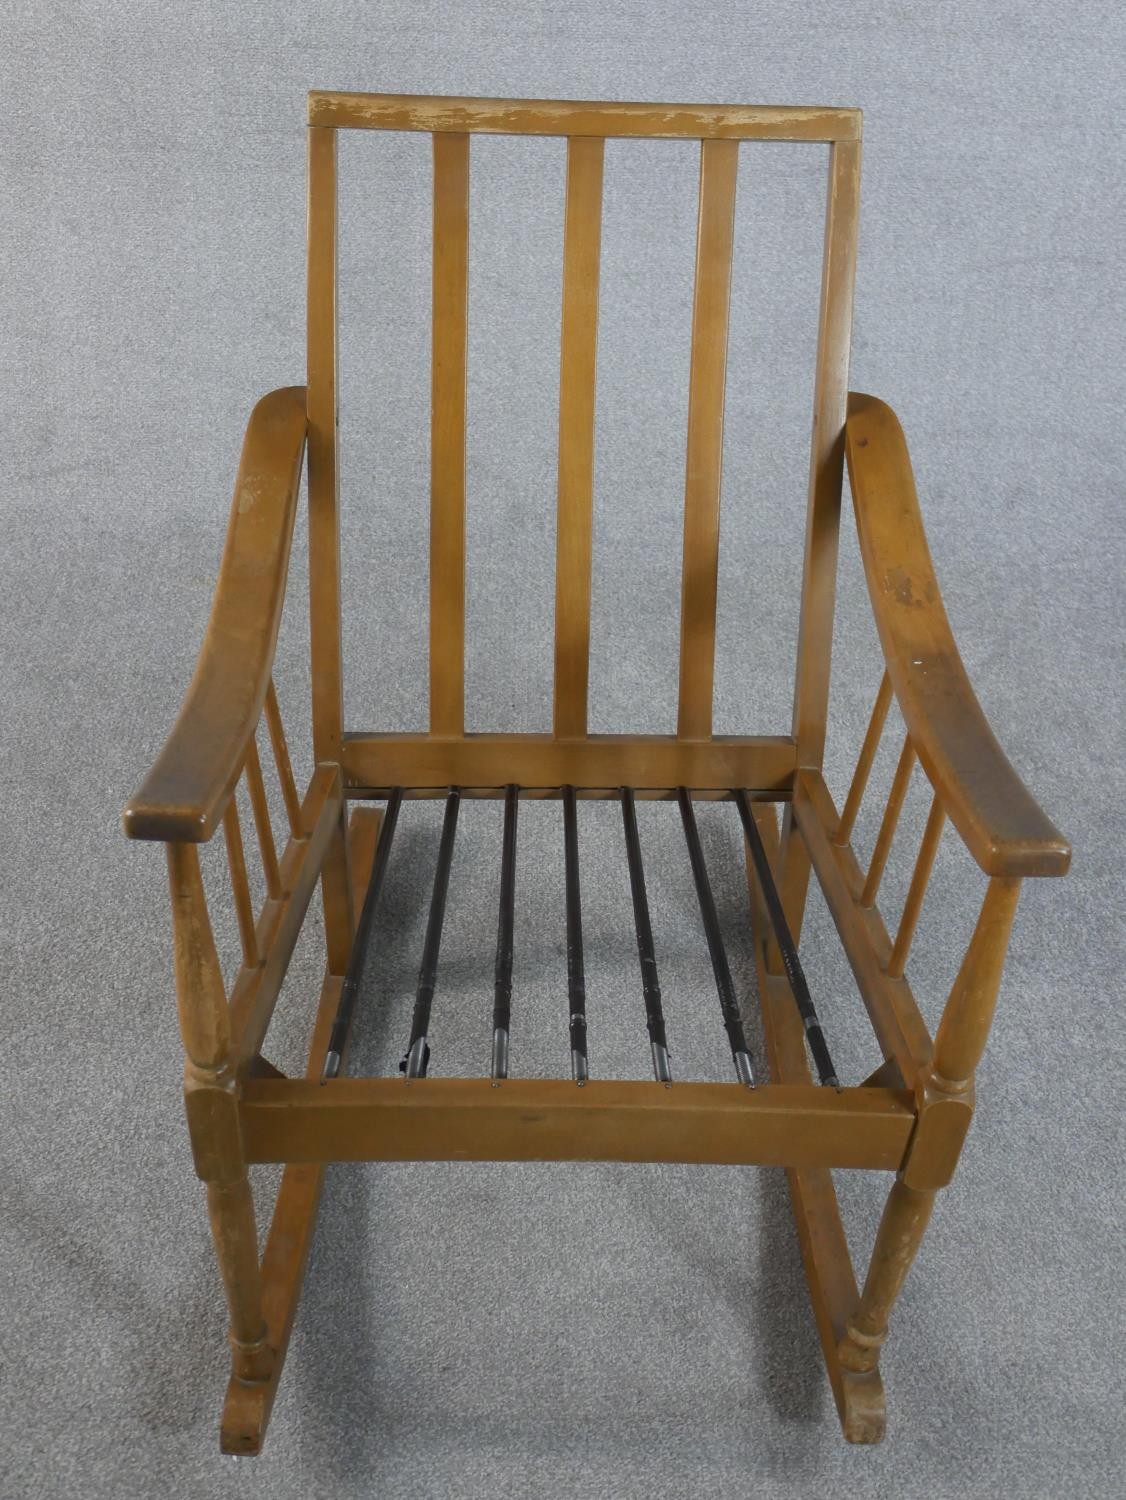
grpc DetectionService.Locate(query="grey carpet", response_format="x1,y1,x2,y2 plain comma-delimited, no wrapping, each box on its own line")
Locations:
1,3,1124,1497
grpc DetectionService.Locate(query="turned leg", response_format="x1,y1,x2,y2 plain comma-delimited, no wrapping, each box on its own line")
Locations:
167,843,270,1387
838,1178,935,1373
840,876,1022,1375
206,1177,271,1381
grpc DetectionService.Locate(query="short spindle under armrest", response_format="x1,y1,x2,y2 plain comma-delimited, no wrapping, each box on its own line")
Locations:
845,392,1069,879
123,387,308,843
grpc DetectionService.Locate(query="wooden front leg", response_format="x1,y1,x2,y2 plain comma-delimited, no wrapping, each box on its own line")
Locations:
167,842,270,1385
838,1178,935,1374
220,803,384,1454
840,875,1022,1373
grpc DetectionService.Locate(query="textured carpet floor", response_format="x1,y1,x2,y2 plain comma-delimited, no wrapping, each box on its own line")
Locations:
1,4,1123,1497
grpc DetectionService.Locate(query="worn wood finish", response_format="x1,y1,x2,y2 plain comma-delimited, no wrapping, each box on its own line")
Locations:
309,91,862,141
745,802,887,1441
241,1077,914,1168
846,393,1070,877
125,91,1072,1455
123,388,307,843
838,1177,936,1375
429,132,470,737
307,126,343,767
342,732,795,791
677,138,739,738
553,136,604,737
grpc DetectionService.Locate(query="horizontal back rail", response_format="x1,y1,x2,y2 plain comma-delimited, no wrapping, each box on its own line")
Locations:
308,91,860,140
340,732,795,793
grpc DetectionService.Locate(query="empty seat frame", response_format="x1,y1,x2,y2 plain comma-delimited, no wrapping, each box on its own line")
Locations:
123,93,1070,1454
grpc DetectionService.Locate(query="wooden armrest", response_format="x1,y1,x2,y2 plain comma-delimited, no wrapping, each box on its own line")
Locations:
123,387,308,843
844,392,1069,878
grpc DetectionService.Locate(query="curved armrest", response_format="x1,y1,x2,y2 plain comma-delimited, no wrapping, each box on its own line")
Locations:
123,387,308,843
845,392,1069,878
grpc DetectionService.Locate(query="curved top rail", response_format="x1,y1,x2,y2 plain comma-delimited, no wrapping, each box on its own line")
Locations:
845,392,1069,878
123,387,308,843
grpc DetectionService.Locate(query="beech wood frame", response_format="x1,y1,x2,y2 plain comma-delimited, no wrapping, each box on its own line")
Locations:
124,92,1069,1454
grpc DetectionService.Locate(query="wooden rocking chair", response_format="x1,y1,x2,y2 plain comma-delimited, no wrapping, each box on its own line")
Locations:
123,93,1069,1454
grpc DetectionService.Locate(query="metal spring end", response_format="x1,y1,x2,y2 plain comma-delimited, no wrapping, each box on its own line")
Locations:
404,1036,430,1079
491,1027,509,1081
651,1041,672,1085
734,1050,756,1088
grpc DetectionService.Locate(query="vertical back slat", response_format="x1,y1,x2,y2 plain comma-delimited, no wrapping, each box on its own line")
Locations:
791,138,862,765
553,136,605,738
429,132,470,737
307,125,343,765
677,138,739,739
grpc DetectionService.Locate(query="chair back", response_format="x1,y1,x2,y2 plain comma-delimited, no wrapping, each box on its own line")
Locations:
305,92,861,791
